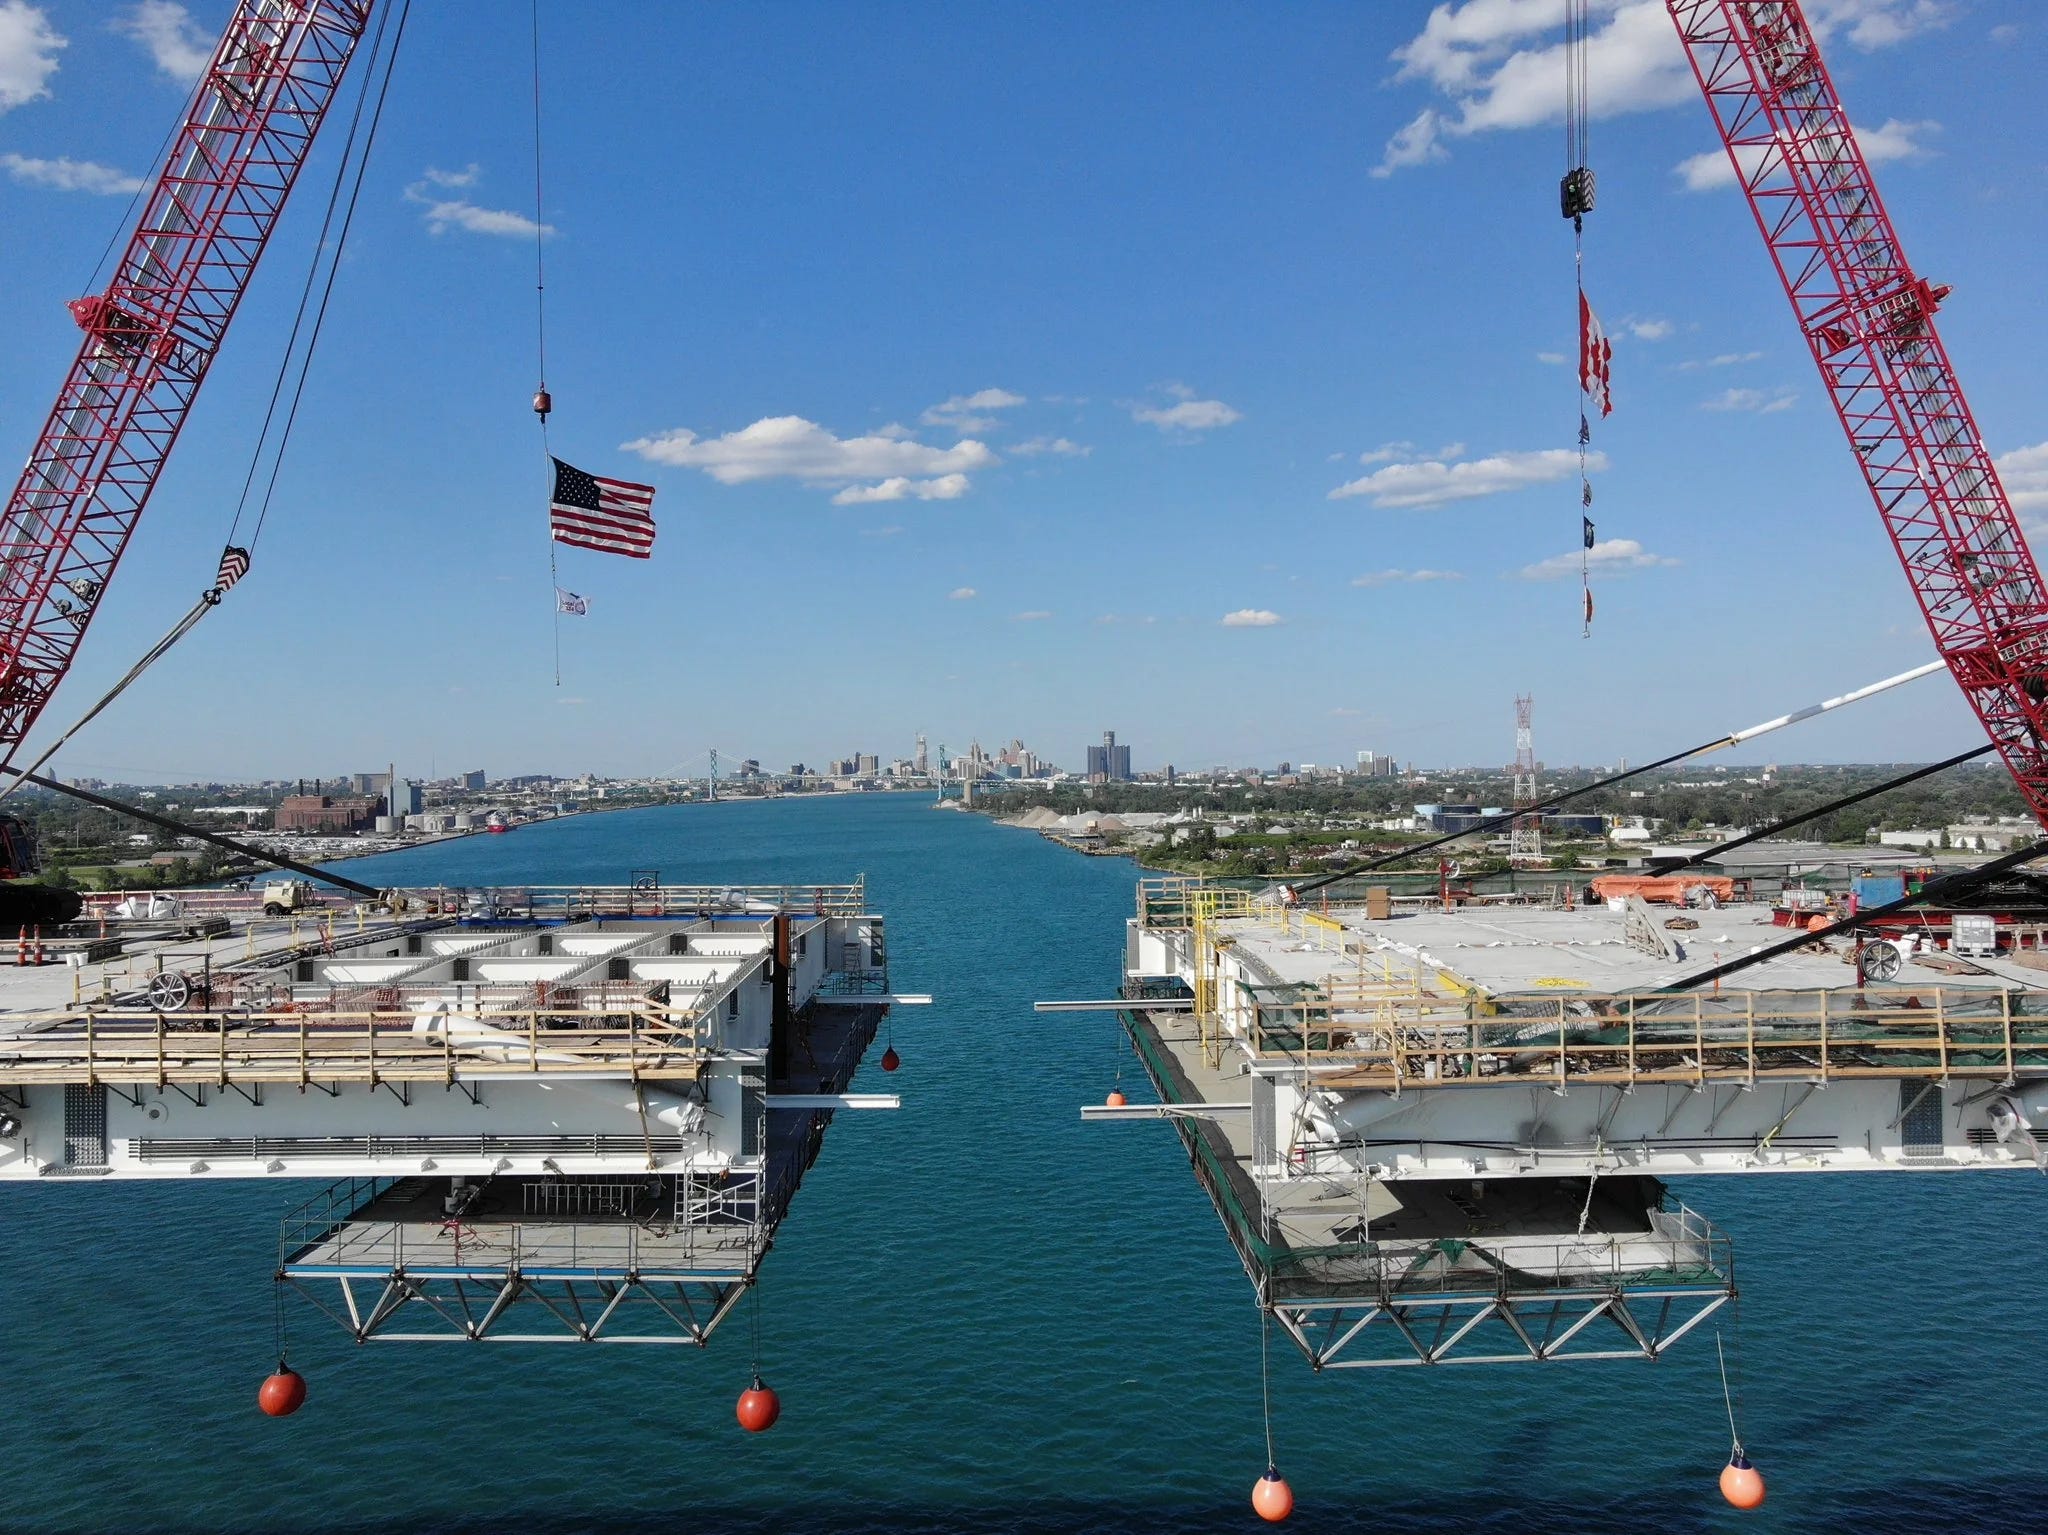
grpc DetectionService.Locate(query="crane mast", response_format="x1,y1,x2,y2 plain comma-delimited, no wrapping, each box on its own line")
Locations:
0,0,375,762
1668,0,2048,826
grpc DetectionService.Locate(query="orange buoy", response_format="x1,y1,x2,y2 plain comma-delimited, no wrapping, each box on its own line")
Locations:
880,1046,901,1072
1251,1466,1294,1523
1719,1451,1765,1509
257,1366,307,1417
1805,914,1829,933
1105,1089,1127,1107
532,387,552,420
735,1375,781,1433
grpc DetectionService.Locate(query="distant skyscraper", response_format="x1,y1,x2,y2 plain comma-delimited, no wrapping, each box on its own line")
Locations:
1087,729,1133,782
915,733,929,775
858,753,879,776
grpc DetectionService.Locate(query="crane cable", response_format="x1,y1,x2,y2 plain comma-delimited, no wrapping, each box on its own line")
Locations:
225,0,412,558
0,3,411,807
531,0,563,687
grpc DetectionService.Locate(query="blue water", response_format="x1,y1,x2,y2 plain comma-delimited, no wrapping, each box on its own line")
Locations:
6,794,2045,1533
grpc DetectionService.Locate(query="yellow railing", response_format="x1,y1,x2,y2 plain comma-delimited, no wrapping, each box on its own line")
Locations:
1237,987,2048,1089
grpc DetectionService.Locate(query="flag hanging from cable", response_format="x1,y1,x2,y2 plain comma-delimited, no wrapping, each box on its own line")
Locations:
1583,517,1596,550
556,588,587,616
214,546,250,594
1579,291,1612,418
549,458,656,558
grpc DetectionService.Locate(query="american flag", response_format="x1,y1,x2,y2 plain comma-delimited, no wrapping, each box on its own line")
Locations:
215,546,250,593
550,458,656,558
1579,292,1613,418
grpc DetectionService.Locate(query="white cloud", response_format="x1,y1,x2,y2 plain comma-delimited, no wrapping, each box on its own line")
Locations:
1131,394,1242,433
1012,435,1090,457
1358,439,1465,465
830,473,971,505
1012,610,1053,622
0,1,64,111
1330,446,1602,510
1376,0,1946,177
1996,443,2048,513
627,418,996,502
0,152,142,194
1625,317,1672,341
923,388,1026,433
1221,609,1282,627
1702,386,1796,413
112,2,209,83
1676,350,1763,371
1676,116,1937,190
405,168,551,239
1351,568,1464,587
1370,108,1449,178
859,525,904,537
1536,351,1567,366
1518,537,1679,581
948,587,978,600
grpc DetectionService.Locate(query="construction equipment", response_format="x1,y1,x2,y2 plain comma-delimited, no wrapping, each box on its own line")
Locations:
0,2,377,874
1669,1,2048,827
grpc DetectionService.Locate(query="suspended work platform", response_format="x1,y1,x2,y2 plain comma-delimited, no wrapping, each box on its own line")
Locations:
0,882,909,1347
1099,878,2048,1369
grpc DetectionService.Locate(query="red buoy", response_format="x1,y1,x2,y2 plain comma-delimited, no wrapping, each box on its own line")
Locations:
1251,1467,1294,1523
880,1046,901,1072
1105,1089,1128,1108
736,1375,781,1433
257,1366,307,1418
1719,1452,1765,1510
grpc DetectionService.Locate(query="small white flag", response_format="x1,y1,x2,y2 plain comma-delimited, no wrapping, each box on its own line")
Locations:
556,588,587,616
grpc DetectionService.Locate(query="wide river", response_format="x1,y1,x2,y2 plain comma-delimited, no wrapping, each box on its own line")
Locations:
6,793,2043,1532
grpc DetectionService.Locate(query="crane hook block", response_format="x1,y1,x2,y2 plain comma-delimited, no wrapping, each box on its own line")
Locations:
532,388,552,422
1560,166,1596,220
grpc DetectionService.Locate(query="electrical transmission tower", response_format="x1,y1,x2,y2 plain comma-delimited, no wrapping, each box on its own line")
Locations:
1510,695,1542,860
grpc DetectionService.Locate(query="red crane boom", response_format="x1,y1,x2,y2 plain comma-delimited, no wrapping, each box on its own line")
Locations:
0,1,374,762
1668,0,2048,826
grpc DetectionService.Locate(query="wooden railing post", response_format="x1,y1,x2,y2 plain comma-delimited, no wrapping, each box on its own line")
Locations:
1819,989,1830,1084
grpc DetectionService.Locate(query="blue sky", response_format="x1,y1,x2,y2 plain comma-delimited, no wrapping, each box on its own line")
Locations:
1,0,2043,781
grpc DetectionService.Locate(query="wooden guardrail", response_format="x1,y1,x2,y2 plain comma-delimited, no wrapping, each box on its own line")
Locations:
0,1006,713,1088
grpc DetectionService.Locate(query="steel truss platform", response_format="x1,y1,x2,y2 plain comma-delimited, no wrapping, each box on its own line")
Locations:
1270,1281,1731,1369
280,1174,764,1344
287,1268,753,1344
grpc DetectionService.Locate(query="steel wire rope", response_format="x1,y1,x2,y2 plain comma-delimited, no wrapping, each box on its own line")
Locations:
237,0,413,552
530,0,564,685
1715,1330,1743,1455
1259,1308,1276,1471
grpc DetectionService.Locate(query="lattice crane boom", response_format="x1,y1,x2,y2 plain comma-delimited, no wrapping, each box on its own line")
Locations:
1668,0,2048,827
0,0,375,760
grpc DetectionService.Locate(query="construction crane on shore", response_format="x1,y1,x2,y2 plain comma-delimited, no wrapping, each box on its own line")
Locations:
0,2,379,895
1670,1,2048,823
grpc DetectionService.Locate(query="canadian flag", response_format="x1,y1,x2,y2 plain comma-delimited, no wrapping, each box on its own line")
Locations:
1580,291,1613,417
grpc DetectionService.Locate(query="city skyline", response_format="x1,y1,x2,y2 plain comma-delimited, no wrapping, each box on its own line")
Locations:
1,3,2037,781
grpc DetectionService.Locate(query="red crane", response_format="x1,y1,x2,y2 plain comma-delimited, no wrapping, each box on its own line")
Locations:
0,0,376,874
1668,0,2048,825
